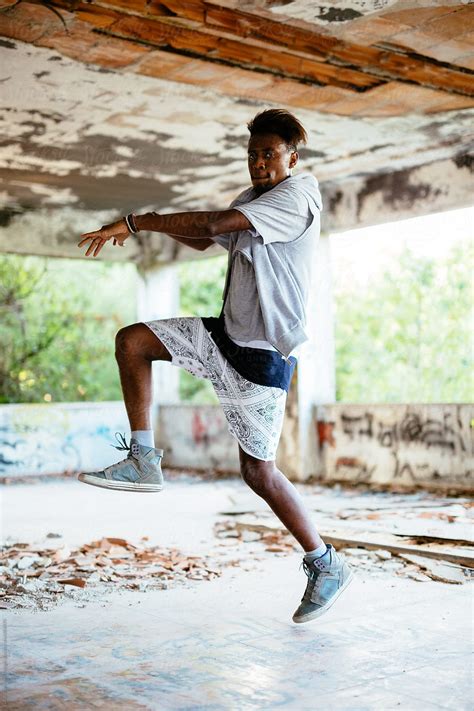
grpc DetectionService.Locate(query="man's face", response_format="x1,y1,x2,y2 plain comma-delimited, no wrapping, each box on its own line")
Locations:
247,133,298,194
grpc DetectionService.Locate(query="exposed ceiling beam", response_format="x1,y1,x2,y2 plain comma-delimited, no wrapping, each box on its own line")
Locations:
16,0,474,96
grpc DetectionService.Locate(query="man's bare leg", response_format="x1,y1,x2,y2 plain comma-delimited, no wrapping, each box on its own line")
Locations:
238,446,323,552
77,323,171,490
115,323,172,431
114,327,322,549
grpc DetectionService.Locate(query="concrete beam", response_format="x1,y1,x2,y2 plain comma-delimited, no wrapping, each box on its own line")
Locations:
323,151,474,233
0,151,471,265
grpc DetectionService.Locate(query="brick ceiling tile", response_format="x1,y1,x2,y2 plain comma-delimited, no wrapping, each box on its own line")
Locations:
421,40,474,64
278,80,349,106
376,83,473,113
387,28,438,52
234,84,348,113
320,89,389,117
301,85,353,108
383,7,460,28
36,21,151,69
36,22,101,58
214,71,277,96
422,7,474,41
423,94,474,112
154,65,352,113
0,1,74,43
357,104,411,117
74,7,120,30
80,36,152,70
335,17,412,46
174,62,238,87
135,50,192,75
136,53,218,87
328,82,472,118
136,49,274,95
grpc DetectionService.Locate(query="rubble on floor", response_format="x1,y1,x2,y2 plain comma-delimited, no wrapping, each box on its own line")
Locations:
2,479,472,613
215,484,474,585
0,535,223,611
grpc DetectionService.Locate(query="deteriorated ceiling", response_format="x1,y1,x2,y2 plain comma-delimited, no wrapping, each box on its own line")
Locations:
0,0,473,228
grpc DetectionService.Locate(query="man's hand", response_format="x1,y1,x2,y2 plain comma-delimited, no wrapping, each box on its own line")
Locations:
77,218,131,257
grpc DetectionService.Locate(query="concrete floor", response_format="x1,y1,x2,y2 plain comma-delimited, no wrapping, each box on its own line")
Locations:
1,477,472,710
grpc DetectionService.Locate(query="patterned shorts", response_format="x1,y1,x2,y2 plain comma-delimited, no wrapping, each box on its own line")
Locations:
143,317,287,461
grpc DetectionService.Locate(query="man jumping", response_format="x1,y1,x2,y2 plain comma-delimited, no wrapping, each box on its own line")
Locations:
77,108,354,623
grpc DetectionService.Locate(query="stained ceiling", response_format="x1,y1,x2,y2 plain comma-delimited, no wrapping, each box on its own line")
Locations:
0,0,473,251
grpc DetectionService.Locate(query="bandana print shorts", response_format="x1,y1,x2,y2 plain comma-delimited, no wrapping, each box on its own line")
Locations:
143,317,287,461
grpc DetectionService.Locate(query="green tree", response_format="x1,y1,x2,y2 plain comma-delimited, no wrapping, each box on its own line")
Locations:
0,255,137,403
334,240,473,402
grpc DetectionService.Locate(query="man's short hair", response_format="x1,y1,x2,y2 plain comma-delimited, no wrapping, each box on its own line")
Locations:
247,109,308,151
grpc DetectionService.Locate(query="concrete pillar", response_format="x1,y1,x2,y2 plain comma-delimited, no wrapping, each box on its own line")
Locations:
277,233,336,480
136,263,180,427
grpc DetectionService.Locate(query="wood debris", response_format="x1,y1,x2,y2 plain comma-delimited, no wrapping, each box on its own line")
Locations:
0,536,222,611
215,521,298,555
216,517,472,584
216,488,473,585
397,554,467,585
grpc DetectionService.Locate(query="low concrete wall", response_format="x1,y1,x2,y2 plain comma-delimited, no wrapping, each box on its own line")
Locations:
0,402,130,478
157,405,239,472
317,403,473,491
1,402,472,491
0,401,239,478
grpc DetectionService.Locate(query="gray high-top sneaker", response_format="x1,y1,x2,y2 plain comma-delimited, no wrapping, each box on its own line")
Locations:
78,433,164,493
292,544,354,624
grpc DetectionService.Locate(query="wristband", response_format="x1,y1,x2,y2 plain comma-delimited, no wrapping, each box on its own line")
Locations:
124,213,139,234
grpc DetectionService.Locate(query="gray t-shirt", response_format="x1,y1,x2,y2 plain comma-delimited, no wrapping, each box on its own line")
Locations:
214,175,312,353
224,251,268,345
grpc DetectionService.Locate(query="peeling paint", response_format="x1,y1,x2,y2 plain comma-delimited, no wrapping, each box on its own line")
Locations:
328,189,343,213
453,152,474,172
0,38,16,49
269,0,398,24
0,35,473,235
1,41,473,216
357,169,442,217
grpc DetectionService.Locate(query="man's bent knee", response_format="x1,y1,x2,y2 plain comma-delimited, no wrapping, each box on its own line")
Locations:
115,323,172,362
239,449,277,496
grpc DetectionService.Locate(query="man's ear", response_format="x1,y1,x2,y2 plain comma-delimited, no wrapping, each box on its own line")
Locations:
289,150,298,169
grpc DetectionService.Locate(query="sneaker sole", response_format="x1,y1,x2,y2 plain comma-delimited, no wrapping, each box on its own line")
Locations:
77,473,163,493
292,570,354,624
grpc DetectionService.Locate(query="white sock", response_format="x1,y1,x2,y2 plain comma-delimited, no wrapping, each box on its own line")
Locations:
304,541,328,561
131,430,155,448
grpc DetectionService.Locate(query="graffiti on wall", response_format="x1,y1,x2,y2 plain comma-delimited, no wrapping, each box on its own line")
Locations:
0,403,130,477
340,410,469,454
320,404,473,488
0,424,82,474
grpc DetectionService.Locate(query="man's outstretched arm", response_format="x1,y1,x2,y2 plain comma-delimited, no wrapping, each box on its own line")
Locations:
78,208,252,257
136,209,251,242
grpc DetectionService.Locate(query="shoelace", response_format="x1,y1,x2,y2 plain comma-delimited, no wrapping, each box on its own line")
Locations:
101,432,135,476
110,432,130,452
